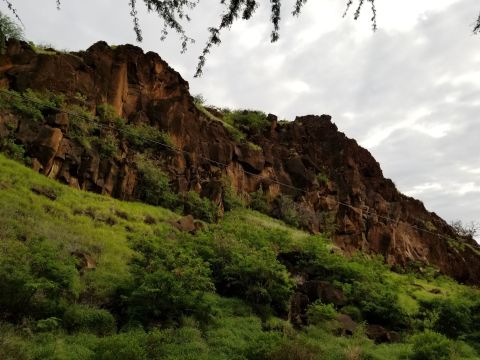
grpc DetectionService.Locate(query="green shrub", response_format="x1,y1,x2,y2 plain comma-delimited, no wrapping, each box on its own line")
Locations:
96,104,118,123
0,89,64,122
222,179,246,211
127,238,215,325
340,305,363,322
214,245,294,313
275,195,300,228
0,137,29,163
35,317,62,332
28,237,80,304
266,339,317,360
306,301,337,325
0,237,79,321
95,330,147,360
95,133,119,159
67,103,98,150
135,155,179,209
0,323,30,360
205,315,281,360
224,110,270,134
264,317,294,336
250,186,271,214
63,305,116,336
146,326,211,360
347,280,407,328
0,12,24,43
182,191,218,223
195,103,247,142
192,94,206,105
124,123,173,151
225,125,246,142
431,298,472,338
411,330,454,360
316,172,329,185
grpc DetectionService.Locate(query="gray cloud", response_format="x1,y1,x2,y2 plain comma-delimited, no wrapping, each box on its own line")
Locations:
2,0,479,227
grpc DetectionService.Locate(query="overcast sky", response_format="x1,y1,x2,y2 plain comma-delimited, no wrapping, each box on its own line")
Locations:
2,0,480,229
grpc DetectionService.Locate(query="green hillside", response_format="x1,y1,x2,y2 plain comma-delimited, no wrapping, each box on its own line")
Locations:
1,154,480,359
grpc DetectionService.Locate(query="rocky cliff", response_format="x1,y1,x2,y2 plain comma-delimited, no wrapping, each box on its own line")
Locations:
1,39,479,284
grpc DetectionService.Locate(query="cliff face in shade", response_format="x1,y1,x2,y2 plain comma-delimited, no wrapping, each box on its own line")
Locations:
1,39,479,284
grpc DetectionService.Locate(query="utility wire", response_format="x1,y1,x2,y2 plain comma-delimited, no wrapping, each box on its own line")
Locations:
0,89,462,243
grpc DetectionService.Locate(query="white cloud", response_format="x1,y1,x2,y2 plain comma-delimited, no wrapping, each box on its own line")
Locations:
405,182,443,196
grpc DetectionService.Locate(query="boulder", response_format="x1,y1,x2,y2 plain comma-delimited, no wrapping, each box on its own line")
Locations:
366,324,401,343
234,143,265,173
335,314,357,336
172,215,196,233
301,280,347,306
71,251,96,271
289,292,310,327
34,126,64,167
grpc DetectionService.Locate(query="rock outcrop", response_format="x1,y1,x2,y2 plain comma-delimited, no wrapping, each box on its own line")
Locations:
1,39,479,284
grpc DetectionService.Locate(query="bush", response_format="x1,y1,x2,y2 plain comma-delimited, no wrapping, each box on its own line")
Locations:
224,110,270,134
146,326,211,360
63,304,116,336
135,155,179,209
0,237,79,321
267,339,316,360
0,323,30,360
0,89,64,122
250,186,271,214
214,244,294,314
35,317,62,332
275,195,301,228
124,123,173,151
0,137,29,163
0,240,39,321
347,280,407,328
222,179,246,211
127,237,215,325
205,315,281,360
192,93,206,105
0,12,24,43
411,330,454,360
306,301,337,325
182,191,218,223
95,330,148,360
67,103,98,150
97,103,118,123
95,132,119,159
431,298,472,338
340,305,363,322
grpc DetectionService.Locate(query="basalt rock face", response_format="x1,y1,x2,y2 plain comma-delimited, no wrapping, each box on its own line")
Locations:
1,39,479,284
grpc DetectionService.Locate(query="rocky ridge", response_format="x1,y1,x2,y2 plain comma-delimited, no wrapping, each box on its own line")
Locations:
0,39,479,284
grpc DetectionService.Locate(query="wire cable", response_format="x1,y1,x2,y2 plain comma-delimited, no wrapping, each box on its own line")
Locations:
0,89,462,242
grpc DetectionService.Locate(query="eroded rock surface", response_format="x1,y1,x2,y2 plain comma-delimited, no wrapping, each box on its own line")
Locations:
1,39,479,284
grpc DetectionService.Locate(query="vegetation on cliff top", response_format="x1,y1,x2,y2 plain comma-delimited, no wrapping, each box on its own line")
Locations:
1,154,480,359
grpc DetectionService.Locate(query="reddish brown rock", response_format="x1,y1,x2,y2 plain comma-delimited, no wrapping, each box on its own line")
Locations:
335,314,358,336
366,324,401,343
289,292,310,327
1,39,480,285
300,280,347,307
71,251,96,271
172,215,197,233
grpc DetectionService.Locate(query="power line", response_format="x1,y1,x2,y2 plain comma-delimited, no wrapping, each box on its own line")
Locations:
0,89,461,242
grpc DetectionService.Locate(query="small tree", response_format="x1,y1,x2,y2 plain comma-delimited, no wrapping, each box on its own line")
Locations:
450,220,479,238
0,11,23,53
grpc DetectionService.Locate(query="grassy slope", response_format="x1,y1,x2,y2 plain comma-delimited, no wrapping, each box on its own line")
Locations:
0,154,177,302
0,154,479,359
